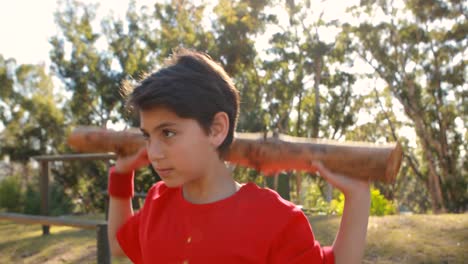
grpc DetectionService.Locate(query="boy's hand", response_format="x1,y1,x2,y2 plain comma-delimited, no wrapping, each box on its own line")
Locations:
115,147,150,174
310,161,369,197
310,161,371,264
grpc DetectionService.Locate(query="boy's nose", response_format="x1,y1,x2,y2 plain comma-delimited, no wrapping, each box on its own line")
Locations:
147,141,165,161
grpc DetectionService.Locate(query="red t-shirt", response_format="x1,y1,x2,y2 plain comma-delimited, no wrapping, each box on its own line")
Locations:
117,181,334,264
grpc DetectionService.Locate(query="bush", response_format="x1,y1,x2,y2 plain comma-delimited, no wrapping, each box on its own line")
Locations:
303,181,341,214
23,182,74,216
0,175,23,212
49,183,74,216
0,175,74,216
324,187,397,216
370,188,397,216
329,193,345,215
23,184,41,215
302,178,389,215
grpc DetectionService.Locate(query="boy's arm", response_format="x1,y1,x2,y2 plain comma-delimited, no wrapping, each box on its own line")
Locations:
332,183,370,264
107,148,149,257
312,162,371,264
108,196,133,256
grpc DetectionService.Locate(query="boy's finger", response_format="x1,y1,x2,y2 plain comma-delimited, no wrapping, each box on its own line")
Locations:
138,148,148,158
309,161,318,172
310,161,323,173
311,161,332,179
137,149,150,164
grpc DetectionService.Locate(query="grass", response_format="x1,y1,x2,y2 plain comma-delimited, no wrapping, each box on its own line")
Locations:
0,214,466,263
0,215,131,264
310,214,468,264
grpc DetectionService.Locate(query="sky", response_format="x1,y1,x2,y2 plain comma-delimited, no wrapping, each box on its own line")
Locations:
0,0,361,65
0,0,56,64
0,0,146,65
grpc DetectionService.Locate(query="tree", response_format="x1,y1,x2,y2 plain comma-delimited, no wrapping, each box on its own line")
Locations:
348,0,467,212
258,0,366,202
48,1,134,212
0,56,66,162
0,55,67,204
211,0,273,133
50,0,123,127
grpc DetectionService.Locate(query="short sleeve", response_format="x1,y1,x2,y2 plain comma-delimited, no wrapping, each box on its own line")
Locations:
117,210,144,264
268,208,335,264
116,181,166,264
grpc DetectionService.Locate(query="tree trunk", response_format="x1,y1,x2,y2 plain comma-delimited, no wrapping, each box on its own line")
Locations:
312,56,322,138
399,90,447,213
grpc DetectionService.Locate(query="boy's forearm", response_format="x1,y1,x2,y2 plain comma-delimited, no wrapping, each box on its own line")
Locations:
108,196,133,257
332,189,371,264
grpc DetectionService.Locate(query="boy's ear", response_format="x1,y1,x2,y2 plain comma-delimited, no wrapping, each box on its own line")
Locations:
209,112,229,148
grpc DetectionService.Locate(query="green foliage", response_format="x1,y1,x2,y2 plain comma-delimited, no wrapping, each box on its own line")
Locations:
49,182,74,216
305,185,397,216
303,181,336,214
330,188,397,216
232,166,263,186
0,59,66,162
50,0,121,127
329,193,345,215
348,0,467,212
23,184,41,215
0,175,74,216
370,188,397,216
392,160,431,213
58,161,108,214
0,176,23,212
134,166,161,194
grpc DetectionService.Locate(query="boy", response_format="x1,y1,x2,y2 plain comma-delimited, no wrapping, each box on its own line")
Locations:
107,49,370,264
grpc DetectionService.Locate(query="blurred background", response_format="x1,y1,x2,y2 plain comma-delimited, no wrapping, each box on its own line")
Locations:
0,0,466,262
0,0,468,263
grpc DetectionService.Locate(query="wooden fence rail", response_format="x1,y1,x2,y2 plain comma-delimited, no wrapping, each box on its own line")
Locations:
0,212,110,264
34,153,116,235
0,212,106,229
0,153,119,263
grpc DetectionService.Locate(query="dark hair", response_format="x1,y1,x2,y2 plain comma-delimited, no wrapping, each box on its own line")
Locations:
123,48,240,156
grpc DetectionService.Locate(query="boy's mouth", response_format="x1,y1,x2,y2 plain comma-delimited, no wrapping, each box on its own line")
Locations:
156,168,173,177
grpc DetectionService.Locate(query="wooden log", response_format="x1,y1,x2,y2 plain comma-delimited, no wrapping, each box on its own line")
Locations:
67,126,146,157
67,126,403,183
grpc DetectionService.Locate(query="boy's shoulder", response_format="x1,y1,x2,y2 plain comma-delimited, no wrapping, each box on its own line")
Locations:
143,181,302,217
145,181,172,200
240,183,302,215
238,183,307,233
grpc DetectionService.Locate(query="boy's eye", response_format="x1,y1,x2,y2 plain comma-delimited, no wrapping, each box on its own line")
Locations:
162,129,175,138
141,132,150,140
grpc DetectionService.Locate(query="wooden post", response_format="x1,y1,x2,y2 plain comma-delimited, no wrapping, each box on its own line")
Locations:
105,161,111,221
277,172,290,201
326,183,333,202
272,131,290,200
40,160,50,235
104,195,109,221
296,174,302,205
97,224,110,264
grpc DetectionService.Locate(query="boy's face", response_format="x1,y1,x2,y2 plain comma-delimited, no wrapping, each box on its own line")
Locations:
140,107,218,187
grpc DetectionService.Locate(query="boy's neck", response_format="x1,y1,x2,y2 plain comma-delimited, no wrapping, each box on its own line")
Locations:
182,161,241,204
